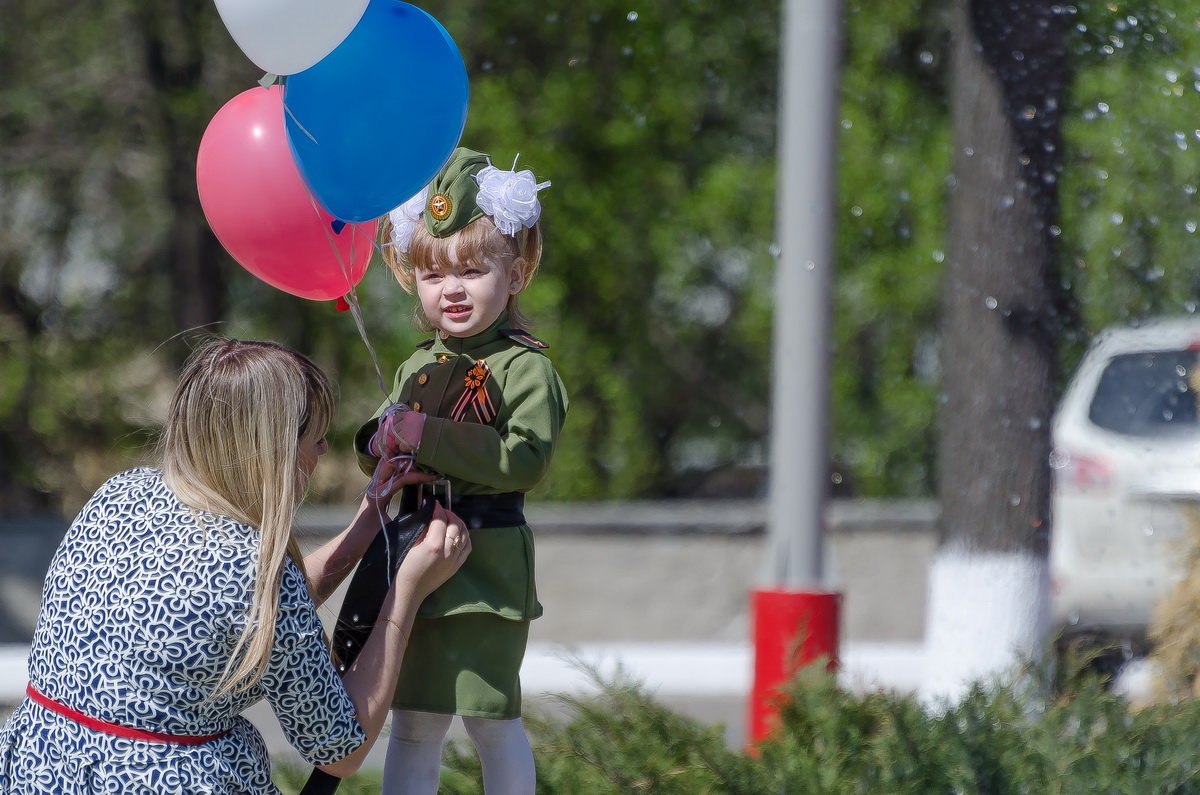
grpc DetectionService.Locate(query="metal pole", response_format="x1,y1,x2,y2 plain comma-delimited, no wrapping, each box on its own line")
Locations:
748,0,842,745
763,0,841,588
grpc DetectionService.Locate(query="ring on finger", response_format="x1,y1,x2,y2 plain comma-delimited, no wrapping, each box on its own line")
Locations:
449,535,464,549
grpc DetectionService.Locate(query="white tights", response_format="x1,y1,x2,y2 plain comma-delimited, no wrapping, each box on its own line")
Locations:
382,709,535,795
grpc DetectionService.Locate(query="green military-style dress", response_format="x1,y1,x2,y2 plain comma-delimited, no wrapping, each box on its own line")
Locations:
356,312,568,719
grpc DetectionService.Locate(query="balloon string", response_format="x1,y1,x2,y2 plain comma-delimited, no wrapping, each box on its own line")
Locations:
309,194,390,397
341,280,390,398
310,204,403,576
303,196,412,583
281,96,319,145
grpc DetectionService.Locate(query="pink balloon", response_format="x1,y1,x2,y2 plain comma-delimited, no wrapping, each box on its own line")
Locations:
197,85,376,301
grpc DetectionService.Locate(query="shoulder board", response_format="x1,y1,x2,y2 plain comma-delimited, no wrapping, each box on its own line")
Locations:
416,338,436,350
501,329,550,350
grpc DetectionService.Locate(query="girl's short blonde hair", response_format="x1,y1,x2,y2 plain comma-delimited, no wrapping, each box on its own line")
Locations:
379,214,542,332
158,337,333,699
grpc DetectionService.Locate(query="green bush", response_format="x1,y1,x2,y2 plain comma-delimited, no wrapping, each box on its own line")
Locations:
274,655,1200,793
430,664,1200,794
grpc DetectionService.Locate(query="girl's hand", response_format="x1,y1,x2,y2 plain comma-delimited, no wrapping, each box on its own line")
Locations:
395,503,470,599
372,408,427,457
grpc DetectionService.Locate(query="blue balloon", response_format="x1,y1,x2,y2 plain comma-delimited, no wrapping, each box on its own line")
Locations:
284,0,468,222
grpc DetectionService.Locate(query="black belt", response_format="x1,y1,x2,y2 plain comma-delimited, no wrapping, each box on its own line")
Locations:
399,487,525,529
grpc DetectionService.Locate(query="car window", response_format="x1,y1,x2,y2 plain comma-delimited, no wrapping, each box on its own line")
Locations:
1088,349,1200,437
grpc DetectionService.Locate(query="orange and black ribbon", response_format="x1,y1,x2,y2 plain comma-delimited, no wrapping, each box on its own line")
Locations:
450,359,496,423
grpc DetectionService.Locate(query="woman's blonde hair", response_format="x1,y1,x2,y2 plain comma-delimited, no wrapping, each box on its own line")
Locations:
158,338,333,699
379,214,542,332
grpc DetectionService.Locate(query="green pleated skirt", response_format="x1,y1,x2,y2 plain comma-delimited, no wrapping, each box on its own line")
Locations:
392,524,539,718
392,613,531,718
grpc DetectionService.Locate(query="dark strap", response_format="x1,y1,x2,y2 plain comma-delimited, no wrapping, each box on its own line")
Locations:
302,498,435,795
300,769,341,795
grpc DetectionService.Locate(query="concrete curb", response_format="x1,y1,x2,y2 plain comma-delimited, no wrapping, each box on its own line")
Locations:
0,641,927,705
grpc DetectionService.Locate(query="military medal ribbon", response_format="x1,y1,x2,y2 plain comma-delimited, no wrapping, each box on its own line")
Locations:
450,360,497,423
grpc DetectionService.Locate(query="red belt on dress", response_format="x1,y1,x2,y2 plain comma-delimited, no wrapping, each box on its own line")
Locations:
25,683,230,745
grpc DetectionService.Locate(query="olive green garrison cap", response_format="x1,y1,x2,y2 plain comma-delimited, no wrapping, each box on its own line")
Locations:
423,147,491,238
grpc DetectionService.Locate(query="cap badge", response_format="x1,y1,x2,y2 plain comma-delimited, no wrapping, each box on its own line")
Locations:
429,193,452,221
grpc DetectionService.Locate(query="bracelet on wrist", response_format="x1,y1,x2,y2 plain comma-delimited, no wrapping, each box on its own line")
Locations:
381,617,410,645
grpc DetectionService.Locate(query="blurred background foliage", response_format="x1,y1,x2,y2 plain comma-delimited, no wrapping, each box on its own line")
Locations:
2,0,1200,516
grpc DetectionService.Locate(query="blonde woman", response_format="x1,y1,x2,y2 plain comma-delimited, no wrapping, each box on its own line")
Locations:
0,338,470,792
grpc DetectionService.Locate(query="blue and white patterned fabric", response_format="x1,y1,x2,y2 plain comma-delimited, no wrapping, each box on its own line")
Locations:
0,468,365,793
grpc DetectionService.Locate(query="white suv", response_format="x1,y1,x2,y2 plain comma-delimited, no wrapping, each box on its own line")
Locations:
1050,316,1200,650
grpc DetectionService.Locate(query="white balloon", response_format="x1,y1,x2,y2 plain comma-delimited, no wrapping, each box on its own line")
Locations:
213,0,370,75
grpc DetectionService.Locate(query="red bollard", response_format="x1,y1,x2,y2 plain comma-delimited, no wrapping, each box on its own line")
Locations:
748,588,841,745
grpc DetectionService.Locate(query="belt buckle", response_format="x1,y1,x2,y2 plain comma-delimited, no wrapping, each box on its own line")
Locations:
420,479,452,513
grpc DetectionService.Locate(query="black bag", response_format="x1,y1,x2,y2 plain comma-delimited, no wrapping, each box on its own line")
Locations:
300,490,434,795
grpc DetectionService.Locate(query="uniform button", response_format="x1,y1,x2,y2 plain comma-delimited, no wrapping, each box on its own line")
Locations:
418,373,429,385
436,354,451,364
412,402,422,411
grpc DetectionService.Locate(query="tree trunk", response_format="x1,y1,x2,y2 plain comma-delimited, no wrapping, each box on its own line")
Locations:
923,0,1072,699
137,0,226,339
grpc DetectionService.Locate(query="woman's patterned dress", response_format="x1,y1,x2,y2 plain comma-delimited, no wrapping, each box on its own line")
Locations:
0,468,365,793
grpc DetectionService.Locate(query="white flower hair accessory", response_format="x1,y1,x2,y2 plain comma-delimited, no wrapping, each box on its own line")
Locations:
473,159,551,237
387,186,428,254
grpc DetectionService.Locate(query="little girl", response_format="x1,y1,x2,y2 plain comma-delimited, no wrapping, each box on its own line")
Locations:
357,148,567,794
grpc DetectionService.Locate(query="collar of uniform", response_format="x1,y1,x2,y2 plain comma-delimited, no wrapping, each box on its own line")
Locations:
429,311,510,356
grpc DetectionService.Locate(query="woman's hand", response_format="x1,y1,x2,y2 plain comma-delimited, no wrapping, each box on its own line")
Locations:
395,503,470,600
366,456,437,504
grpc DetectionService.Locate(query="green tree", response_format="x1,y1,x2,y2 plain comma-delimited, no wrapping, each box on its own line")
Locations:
1,0,792,510
833,0,951,496
0,0,254,514
1060,2,1200,333
423,0,783,498
9,0,1200,518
